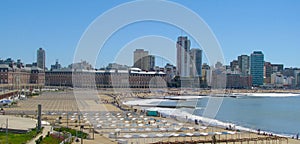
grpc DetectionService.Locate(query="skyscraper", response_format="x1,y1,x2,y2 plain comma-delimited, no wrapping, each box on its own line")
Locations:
37,48,45,70
176,36,190,77
238,55,250,75
133,49,155,71
190,48,202,77
250,51,264,86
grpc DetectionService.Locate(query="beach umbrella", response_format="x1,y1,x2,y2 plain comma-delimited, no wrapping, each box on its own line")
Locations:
200,132,208,136
145,128,151,131
112,121,117,123
132,118,136,120
130,128,137,132
156,133,164,142
159,127,166,131
125,124,130,127
120,118,124,121
123,134,132,139
140,134,148,143
125,121,130,123
98,121,103,123
111,124,116,127
96,124,102,128
171,133,179,142
186,133,194,141
174,127,181,131
144,118,148,121
148,134,156,143
115,128,122,132
138,124,144,127
165,123,171,126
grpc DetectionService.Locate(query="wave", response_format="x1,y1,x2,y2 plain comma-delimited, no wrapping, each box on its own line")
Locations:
232,93,300,98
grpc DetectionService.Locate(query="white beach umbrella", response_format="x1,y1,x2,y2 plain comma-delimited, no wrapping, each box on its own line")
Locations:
123,134,132,138
111,124,116,127
159,127,166,131
115,128,122,132
145,128,151,131
130,128,137,132
200,132,208,136
96,124,102,128
125,124,130,127
138,124,144,127
186,133,194,141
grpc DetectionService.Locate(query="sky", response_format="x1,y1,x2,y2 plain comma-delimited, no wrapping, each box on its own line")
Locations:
0,0,300,68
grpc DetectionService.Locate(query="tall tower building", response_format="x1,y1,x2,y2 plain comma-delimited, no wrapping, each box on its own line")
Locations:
190,48,202,77
238,55,250,75
176,36,190,77
133,49,155,71
37,48,45,70
250,51,264,86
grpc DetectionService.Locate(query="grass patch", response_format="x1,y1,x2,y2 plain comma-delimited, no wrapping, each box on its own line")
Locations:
40,135,62,144
54,127,88,139
0,128,41,144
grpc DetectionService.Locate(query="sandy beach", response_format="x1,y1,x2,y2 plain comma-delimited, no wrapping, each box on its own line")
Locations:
2,88,300,144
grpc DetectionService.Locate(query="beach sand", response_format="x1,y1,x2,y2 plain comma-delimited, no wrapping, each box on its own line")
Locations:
3,89,300,144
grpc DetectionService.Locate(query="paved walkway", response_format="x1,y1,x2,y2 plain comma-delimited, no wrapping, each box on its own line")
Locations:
27,125,52,144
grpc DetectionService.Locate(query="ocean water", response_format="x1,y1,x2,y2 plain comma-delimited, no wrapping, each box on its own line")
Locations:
214,96,300,136
144,95,300,137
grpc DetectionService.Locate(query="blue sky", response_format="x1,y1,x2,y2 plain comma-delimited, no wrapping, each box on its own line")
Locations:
0,0,300,68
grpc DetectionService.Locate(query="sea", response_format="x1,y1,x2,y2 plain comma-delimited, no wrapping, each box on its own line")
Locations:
124,93,300,138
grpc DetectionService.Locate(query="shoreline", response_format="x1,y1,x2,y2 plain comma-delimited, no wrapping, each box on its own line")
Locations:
120,93,300,143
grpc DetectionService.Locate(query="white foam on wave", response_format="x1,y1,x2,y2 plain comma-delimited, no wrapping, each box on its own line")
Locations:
123,99,173,106
163,96,206,100
234,93,300,97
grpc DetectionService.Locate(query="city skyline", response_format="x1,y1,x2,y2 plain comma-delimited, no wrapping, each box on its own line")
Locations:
1,1,300,68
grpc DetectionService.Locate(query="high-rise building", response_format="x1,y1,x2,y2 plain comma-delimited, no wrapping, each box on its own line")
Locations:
133,49,155,71
190,48,202,77
230,60,239,72
37,48,45,70
250,51,264,86
238,55,250,75
264,62,272,84
176,36,190,77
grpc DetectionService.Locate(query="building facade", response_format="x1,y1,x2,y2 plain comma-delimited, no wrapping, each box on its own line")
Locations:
190,48,202,77
0,64,44,87
176,36,190,77
250,51,264,86
37,48,46,70
45,69,167,88
238,55,250,75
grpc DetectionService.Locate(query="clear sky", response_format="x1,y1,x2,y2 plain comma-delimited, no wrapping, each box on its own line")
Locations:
0,0,300,68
